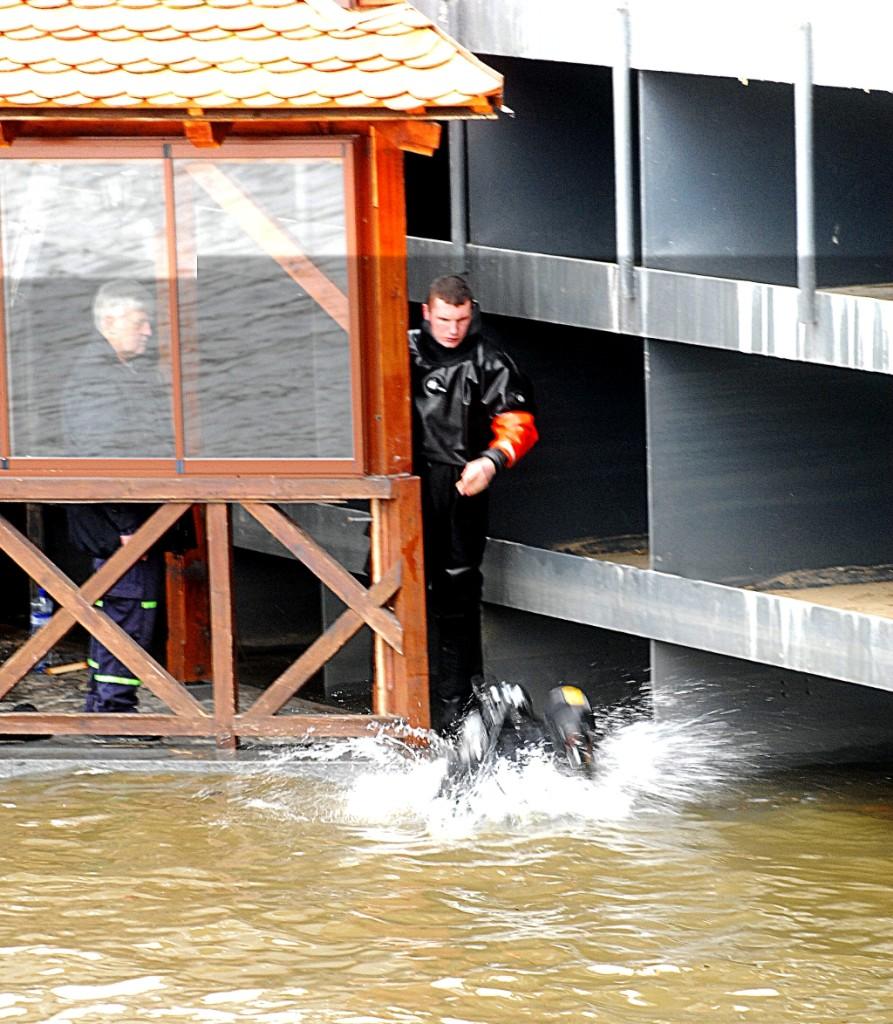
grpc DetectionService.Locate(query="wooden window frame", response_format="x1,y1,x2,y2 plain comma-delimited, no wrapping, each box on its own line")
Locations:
0,138,365,477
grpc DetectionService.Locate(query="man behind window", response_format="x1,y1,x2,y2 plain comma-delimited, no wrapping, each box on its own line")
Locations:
63,279,173,718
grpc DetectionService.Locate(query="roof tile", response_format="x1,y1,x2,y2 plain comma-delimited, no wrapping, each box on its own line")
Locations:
166,57,212,72
381,92,426,111
403,37,455,70
0,0,502,115
104,91,143,104
30,58,73,72
354,55,398,72
8,91,47,104
79,57,123,72
189,89,238,105
8,26,45,39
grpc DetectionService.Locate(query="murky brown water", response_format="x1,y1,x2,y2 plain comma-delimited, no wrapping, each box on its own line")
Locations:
1,721,892,1024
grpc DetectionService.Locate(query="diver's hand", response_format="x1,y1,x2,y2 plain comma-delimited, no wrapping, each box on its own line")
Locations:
455,457,496,496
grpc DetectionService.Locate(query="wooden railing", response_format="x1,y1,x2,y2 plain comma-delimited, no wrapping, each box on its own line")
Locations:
0,476,429,749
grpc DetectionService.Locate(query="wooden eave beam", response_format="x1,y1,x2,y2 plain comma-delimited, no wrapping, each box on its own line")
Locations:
0,107,497,127
0,121,19,146
376,121,442,156
183,119,231,148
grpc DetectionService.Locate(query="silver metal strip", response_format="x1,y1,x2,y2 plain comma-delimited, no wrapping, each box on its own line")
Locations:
482,540,893,695
613,6,636,313
448,122,469,274
408,238,620,332
795,21,816,325
407,239,893,376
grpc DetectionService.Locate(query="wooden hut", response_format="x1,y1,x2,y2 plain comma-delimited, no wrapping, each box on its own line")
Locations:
0,0,502,747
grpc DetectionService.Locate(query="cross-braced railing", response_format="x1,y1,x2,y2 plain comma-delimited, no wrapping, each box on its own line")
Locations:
0,476,429,749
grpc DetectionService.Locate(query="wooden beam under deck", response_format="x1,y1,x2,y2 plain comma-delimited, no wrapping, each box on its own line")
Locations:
0,476,394,501
0,712,404,739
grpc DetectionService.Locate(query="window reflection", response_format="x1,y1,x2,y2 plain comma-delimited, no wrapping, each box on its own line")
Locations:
1,161,173,458
176,158,354,460
0,149,356,465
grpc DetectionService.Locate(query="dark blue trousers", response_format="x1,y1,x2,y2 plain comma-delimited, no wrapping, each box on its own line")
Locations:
84,554,162,713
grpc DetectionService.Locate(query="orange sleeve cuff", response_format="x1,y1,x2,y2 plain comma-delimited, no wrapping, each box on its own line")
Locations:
489,411,539,468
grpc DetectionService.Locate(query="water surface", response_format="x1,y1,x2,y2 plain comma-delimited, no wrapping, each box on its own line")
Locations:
1,720,892,1023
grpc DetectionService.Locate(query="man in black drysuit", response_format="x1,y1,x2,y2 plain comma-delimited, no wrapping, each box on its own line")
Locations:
63,279,174,714
409,275,539,733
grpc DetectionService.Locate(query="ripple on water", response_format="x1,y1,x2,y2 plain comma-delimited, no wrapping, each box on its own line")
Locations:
1,718,892,1023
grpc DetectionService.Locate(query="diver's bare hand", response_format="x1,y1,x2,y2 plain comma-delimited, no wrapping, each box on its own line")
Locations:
455,457,496,496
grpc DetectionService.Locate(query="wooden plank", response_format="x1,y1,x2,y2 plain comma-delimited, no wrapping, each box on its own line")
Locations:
0,504,191,697
376,121,442,156
371,496,390,717
371,476,430,728
162,152,187,465
0,191,10,462
184,162,350,331
183,120,230,148
232,713,404,738
0,514,208,718
0,476,393,501
241,501,403,652
206,502,237,749
357,127,412,476
0,713,208,736
0,712,405,739
241,561,401,720
165,507,211,684
343,140,367,476
0,122,19,147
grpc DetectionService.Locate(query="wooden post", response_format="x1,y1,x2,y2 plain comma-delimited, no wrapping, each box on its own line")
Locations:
357,126,430,728
358,127,413,477
206,502,237,750
165,506,211,682
371,476,429,729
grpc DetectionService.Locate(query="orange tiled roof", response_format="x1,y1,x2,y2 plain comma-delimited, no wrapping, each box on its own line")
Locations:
0,0,502,115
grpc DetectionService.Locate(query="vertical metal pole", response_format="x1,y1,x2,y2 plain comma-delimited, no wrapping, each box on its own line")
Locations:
449,122,469,273
795,21,816,324
448,1,469,273
613,5,636,315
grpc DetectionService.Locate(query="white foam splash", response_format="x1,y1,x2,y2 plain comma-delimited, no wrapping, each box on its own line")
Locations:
336,712,748,838
196,709,751,842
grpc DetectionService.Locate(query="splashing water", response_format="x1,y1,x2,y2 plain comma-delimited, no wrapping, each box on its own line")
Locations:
334,711,751,839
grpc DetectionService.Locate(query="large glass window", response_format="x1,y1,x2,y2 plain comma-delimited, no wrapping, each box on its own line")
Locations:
1,158,172,459
175,156,353,460
0,140,359,472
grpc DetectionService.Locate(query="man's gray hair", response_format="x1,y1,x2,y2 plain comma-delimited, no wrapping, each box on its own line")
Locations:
93,279,152,332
